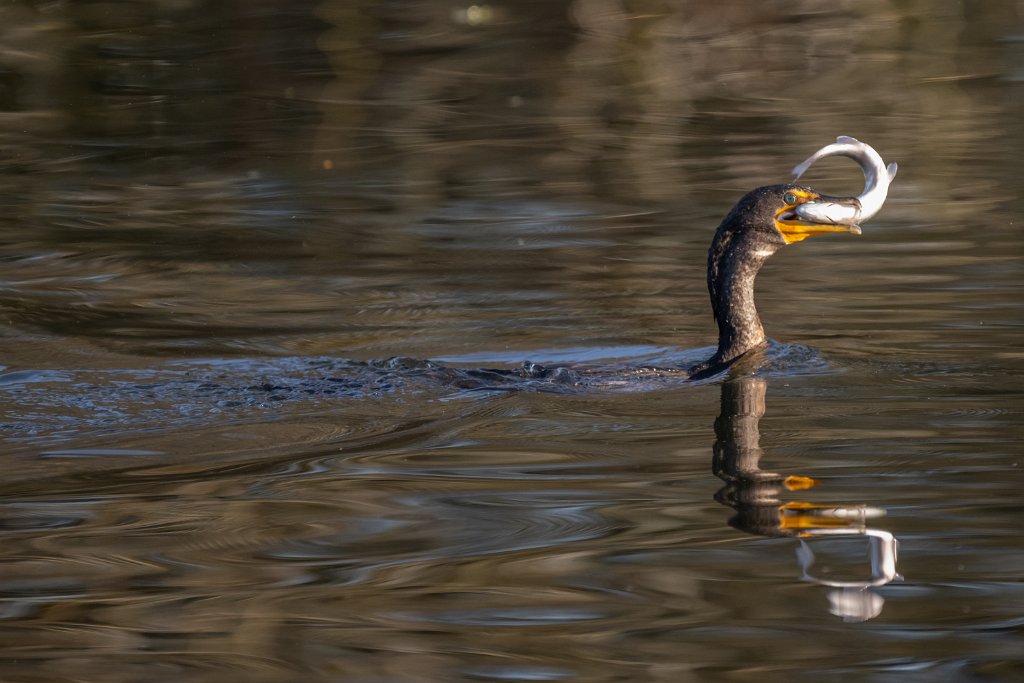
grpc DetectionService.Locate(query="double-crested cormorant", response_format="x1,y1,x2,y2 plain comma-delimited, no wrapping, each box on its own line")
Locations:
476,137,894,387
687,137,896,378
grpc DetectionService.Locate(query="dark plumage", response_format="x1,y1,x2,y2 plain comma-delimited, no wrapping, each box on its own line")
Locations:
687,184,858,378
476,182,860,387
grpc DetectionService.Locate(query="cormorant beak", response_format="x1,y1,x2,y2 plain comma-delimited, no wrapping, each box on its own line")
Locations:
775,192,862,244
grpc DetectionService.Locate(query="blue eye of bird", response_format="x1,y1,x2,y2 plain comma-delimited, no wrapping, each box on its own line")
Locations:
784,192,798,205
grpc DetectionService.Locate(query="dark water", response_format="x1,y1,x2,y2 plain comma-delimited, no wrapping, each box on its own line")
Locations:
1,2,1023,681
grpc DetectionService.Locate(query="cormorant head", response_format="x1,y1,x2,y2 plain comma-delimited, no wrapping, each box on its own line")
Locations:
744,184,862,245
716,184,863,258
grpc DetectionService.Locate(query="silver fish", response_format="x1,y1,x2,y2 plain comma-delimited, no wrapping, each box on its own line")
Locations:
792,136,898,226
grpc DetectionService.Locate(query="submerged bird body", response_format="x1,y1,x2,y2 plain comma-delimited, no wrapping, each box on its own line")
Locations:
483,138,895,387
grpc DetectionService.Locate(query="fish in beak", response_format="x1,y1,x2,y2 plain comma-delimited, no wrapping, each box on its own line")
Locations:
773,188,863,244
791,136,898,227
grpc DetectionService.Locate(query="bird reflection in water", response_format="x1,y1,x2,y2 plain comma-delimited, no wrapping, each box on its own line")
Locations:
712,371,900,622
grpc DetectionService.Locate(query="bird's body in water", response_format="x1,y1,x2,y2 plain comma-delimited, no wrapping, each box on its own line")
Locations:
0,137,898,449
478,179,874,388
515,137,895,384
1,138,896,443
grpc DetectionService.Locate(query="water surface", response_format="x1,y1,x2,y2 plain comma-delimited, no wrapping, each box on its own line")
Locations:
1,2,1022,681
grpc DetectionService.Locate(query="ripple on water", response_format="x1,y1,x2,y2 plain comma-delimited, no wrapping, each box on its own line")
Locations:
248,489,620,573
0,337,841,447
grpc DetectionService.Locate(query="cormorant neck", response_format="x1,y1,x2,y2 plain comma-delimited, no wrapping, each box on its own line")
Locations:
711,241,771,363
691,223,779,376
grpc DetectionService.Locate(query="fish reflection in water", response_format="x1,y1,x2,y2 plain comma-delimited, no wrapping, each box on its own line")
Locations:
712,372,900,622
